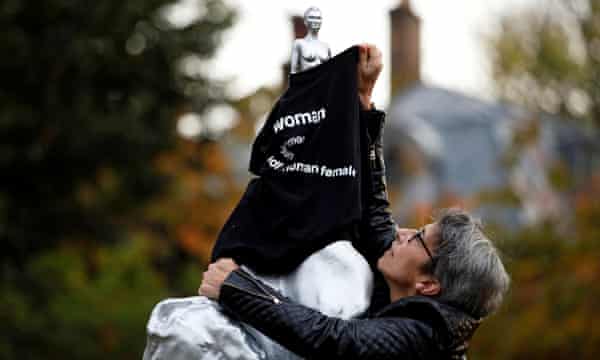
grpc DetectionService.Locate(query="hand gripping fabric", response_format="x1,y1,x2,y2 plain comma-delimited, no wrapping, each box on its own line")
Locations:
212,46,369,274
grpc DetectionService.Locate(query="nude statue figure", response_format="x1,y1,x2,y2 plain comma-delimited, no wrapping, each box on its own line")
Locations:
290,6,332,73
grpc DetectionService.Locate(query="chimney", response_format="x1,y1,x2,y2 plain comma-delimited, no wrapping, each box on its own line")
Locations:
389,0,421,97
292,15,308,39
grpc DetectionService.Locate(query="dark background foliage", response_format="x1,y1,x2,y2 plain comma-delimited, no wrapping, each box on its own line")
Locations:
0,0,599,358
0,1,236,358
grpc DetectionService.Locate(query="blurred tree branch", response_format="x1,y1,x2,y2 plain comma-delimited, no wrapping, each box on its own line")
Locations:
0,0,237,358
488,0,599,130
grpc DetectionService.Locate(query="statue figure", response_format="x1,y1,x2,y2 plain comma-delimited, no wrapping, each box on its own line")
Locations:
290,7,332,73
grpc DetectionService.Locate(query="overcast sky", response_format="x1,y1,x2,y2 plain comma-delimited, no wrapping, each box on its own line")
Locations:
178,0,542,107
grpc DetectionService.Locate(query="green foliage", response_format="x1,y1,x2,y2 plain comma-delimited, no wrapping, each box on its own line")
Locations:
471,199,600,359
0,0,233,358
475,2,600,357
0,236,201,359
0,0,235,261
489,0,599,129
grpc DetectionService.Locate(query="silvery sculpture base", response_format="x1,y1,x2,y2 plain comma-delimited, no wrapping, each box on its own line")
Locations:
143,240,374,359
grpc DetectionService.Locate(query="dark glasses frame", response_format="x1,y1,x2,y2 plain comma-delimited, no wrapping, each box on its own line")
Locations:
409,227,436,268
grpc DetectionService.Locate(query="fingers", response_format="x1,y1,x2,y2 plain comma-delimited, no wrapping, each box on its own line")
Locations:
359,43,368,65
357,44,383,77
357,44,381,109
199,269,223,299
198,258,239,300
198,283,218,299
366,45,382,72
205,265,227,283
216,258,239,269
212,258,239,276
359,44,381,62
370,47,382,68
359,43,373,65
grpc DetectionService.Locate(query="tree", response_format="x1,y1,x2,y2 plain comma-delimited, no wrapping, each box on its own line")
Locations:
489,0,600,130
0,0,234,265
469,1,600,358
0,1,236,358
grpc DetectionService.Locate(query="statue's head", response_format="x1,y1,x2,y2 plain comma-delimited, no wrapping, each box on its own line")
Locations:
304,6,322,32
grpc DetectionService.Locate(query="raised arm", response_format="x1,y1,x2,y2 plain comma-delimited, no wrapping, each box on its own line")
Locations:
353,107,397,266
352,45,396,266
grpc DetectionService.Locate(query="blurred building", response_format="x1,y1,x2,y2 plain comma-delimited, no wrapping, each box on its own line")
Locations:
385,0,597,226
223,3,597,227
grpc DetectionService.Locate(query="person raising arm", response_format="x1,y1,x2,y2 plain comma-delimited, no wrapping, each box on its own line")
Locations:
200,209,510,359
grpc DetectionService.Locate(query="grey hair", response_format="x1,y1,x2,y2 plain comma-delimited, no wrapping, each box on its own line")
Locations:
431,208,510,319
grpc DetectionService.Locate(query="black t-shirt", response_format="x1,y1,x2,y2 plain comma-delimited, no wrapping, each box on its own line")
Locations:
211,46,371,273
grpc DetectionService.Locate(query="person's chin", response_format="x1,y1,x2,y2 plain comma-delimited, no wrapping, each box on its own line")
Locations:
376,256,385,273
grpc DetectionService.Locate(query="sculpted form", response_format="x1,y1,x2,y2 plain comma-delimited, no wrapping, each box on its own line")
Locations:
290,7,332,73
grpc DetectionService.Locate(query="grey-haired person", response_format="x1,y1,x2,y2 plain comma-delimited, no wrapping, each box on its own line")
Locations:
201,208,510,359
199,44,510,358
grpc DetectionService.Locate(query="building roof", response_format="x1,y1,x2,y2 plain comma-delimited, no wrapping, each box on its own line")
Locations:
386,84,522,197
384,83,598,225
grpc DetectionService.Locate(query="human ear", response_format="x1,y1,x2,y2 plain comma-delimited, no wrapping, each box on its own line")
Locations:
415,277,440,296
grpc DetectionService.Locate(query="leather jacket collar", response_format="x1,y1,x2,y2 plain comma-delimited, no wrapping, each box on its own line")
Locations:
375,295,481,357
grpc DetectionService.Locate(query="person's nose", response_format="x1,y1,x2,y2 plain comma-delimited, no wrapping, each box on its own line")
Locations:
396,228,417,244
394,233,407,247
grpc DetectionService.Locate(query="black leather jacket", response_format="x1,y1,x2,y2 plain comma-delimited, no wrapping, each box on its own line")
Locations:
219,268,481,360
219,111,479,359
218,109,481,359
352,108,396,266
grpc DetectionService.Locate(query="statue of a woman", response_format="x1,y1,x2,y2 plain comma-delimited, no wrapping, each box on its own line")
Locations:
290,7,332,73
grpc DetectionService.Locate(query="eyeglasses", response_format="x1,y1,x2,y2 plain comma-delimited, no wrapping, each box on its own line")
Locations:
408,227,436,268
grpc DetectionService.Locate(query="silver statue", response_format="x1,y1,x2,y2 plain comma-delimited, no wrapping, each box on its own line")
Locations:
290,6,332,73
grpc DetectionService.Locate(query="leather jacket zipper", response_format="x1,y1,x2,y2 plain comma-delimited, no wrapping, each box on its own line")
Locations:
222,282,281,304
236,269,278,296
224,269,282,304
